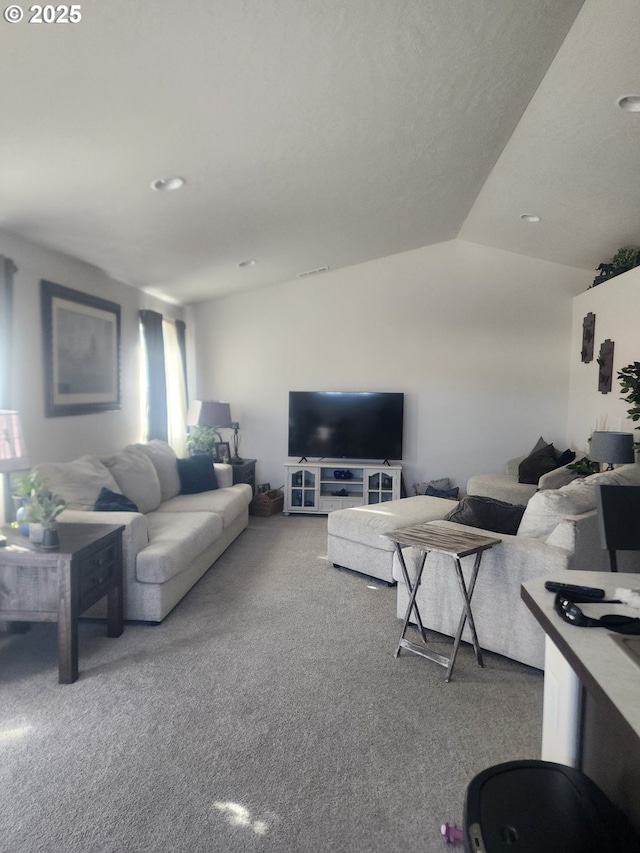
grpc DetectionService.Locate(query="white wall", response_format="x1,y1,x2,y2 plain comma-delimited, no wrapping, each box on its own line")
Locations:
187,239,589,492
567,266,640,452
1,229,183,466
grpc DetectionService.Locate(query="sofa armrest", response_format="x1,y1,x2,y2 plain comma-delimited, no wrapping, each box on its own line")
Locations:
214,463,233,488
58,508,149,570
393,519,572,584
505,455,526,477
538,464,580,492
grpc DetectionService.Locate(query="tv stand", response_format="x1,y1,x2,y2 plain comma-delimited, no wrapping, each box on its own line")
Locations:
283,461,402,514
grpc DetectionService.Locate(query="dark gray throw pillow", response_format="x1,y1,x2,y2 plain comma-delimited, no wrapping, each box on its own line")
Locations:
444,495,526,535
94,486,139,512
177,453,219,494
424,484,459,500
518,443,558,484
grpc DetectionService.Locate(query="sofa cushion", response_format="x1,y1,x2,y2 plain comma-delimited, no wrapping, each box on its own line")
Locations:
518,442,558,484
517,479,598,540
158,483,252,528
94,487,139,512
137,511,223,583
413,477,451,495
327,495,457,552
444,495,526,535
101,446,162,514
177,453,219,494
34,456,120,510
134,440,181,502
586,463,640,487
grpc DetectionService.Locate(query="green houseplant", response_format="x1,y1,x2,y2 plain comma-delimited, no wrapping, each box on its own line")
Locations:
592,246,640,287
22,475,66,547
618,361,640,451
185,425,221,456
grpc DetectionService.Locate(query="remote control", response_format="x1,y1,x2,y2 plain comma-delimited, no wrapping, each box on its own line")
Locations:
544,581,605,599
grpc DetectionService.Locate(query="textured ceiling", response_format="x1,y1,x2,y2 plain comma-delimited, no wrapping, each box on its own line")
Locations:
1,0,636,305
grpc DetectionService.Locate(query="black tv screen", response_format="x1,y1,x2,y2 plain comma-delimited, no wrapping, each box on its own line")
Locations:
288,391,404,461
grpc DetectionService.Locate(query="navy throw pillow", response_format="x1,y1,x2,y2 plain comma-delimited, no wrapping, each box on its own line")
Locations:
177,454,219,494
94,486,139,512
556,448,576,467
444,495,526,535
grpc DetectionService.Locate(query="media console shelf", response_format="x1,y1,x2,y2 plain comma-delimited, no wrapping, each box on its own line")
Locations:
283,461,402,514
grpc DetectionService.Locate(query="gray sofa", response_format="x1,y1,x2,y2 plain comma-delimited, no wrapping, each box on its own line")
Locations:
394,463,640,669
34,440,252,622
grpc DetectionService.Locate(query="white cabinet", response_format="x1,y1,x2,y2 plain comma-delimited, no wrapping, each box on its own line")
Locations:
284,462,402,514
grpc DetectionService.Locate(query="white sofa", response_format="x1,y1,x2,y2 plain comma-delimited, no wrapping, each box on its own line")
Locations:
34,440,252,623
466,452,583,506
394,463,640,670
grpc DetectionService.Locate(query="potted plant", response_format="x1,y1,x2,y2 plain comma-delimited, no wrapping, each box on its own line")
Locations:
185,425,221,456
591,246,640,287
618,361,640,452
22,475,66,547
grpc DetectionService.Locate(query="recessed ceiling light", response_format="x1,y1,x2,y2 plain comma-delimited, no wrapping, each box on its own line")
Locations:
520,214,541,223
238,259,257,268
617,95,640,112
151,176,186,191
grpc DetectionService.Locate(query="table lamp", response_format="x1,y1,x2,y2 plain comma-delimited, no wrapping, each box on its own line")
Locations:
589,431,635,470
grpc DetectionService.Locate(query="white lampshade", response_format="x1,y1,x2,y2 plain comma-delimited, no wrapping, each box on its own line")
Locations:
0,410,29,472
186,400,233,429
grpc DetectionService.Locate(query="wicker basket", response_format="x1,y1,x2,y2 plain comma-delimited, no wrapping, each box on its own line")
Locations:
249,488,284,517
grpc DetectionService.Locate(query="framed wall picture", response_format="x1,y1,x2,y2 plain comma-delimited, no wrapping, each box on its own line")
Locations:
215,441,231,463
41,280,121,417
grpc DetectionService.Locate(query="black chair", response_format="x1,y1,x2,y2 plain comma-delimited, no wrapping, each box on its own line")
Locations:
596,484,640,572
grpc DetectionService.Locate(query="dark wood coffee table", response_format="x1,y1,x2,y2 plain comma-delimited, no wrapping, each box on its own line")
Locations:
0,523,124,683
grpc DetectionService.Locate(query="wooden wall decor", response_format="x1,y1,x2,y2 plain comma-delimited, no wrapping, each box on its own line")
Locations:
581,312,596,363
597,338,614,393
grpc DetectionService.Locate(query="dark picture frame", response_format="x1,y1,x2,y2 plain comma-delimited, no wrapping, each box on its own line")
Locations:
214,441,231,463
41,280,121,417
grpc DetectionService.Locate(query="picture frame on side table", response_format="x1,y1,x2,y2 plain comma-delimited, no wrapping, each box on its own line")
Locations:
41,280,121,417
257,483,271,494
214,442,231,464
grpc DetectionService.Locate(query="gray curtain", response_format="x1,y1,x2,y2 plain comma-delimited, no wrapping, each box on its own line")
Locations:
0,255,17,409
175,319,188,406
0,255,18,518
139,309,168,441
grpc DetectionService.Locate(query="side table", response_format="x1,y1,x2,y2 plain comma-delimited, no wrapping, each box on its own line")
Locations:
231,458,256,494
385,523,500,681
0,523,124,683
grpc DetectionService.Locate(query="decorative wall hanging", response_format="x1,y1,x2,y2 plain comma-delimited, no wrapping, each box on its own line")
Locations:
597,338,614,394
41,280,121,417
581,312,596,363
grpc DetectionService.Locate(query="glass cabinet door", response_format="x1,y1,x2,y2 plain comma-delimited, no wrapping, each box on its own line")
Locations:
289,467,318,509
367,469,396,503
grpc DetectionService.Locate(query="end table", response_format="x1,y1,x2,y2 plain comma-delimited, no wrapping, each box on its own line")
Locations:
231,458,256,494
0,523,124,683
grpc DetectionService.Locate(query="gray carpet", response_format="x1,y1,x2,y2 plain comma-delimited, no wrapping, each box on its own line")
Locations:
0,515,544,852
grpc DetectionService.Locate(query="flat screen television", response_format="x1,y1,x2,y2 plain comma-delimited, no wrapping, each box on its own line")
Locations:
288,391,404,461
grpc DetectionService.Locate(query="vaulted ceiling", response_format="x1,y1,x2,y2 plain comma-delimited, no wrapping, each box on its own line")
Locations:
0,0,638,305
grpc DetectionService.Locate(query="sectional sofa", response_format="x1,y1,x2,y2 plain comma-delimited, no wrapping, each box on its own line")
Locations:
392,463,640,669
34,440,252,622
329,463,640,670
